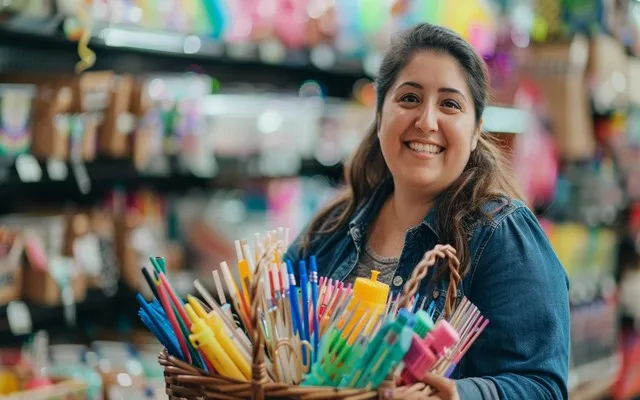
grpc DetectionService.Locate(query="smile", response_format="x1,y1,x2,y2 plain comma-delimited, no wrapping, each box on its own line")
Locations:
405,141,445,155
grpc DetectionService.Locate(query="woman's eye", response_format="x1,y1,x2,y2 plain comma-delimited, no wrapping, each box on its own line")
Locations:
400,94,420,103
442,100,461,110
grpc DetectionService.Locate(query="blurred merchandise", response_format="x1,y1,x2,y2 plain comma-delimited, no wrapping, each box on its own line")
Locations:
0,1,640,399
0,331,166,399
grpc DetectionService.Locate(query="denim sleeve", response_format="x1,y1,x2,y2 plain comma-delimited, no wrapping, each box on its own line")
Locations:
455,207,570,400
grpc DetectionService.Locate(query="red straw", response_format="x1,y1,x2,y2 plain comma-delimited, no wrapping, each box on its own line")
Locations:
156,283,191,363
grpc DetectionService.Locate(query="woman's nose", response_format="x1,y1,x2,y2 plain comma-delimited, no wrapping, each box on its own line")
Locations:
414,106,438,133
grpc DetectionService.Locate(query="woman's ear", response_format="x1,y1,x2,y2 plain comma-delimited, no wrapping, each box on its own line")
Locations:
471,119,482,151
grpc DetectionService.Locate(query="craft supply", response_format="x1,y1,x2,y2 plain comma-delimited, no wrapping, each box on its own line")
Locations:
156,282,191,363
340,270,389,344
241,240,256,273
137,294,182,358
286,260,304,337
236,241,252,307
212,270,226,305
137,228,489,395
309,255,320,360
400,319,459,385
299,261,310,344
158,273,190,330
302,300,364,386
187,295,251,380
343,309,414,388
157,272,207,369
187,304,246,381
140,267,159,299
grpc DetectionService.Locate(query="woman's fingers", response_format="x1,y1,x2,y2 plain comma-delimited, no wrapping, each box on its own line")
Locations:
421,373,459,400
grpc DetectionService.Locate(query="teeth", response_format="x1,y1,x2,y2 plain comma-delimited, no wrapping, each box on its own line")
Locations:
408,142,443,154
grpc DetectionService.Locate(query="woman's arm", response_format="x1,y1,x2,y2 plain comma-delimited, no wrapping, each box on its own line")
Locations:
455,207,570,400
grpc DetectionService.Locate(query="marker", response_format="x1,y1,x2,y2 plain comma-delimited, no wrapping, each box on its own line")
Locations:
309,256,320,361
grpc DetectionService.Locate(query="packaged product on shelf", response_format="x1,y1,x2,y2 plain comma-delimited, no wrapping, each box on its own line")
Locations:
114,209,148,290
0,228,23,306
523,36,597,160
6,72,112,161
31,82,74,160
128,78,153,170
587,34,629,113
89,209,120,296
99,74,134,158
17,217,88,307
0,84,35,156
70,71,113,161
113,191,180,290
64,212,118,294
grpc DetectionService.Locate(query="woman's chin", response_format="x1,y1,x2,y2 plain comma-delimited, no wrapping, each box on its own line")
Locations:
394,172,443,191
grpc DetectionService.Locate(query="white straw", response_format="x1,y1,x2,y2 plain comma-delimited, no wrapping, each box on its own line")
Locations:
212,270,227,305
234,240,243,262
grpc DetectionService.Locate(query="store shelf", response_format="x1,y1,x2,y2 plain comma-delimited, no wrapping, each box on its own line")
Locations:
0,16,367,98
0,155,344,213
0,283,138,345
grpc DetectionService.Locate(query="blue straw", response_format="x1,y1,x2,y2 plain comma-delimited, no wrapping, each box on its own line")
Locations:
286,260,304,337
309,256,320,362
137,295,183,359
299,260,311,366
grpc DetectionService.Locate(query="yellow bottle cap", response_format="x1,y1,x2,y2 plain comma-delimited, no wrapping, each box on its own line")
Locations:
352,270,389,305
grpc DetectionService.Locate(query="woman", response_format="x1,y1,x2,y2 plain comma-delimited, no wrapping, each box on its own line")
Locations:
285,23,570,399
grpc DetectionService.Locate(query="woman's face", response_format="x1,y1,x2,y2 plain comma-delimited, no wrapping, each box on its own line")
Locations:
378,50,481,196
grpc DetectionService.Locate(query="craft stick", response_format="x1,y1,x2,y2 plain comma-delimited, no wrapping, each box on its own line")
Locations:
241,240,255,273
193,279,241,335
254,233,262,264
212,270,227,305
234,240,243,262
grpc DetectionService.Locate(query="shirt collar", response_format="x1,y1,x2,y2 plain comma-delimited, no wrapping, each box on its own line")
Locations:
348,177,440,239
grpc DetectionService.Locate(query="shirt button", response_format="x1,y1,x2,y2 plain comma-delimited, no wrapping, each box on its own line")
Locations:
393,276,404,287
432,289,440,299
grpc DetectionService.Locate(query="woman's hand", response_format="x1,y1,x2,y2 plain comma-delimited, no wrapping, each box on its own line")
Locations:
421,373,460,400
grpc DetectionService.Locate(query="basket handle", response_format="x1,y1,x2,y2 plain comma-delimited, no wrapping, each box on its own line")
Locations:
394,244,461,316
248,241,285,399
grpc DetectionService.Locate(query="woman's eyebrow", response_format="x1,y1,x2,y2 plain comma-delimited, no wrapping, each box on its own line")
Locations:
397,82,467,101
397,81,422,90
439,87,466,100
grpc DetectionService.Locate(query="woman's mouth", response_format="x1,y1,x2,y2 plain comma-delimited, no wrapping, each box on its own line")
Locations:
405,141,445,155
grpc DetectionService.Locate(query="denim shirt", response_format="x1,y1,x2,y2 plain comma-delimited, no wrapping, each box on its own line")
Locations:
284,180,570,399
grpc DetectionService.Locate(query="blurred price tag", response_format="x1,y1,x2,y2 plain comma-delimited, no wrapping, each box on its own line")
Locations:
226,42,258,60
15,154,42,183
71,161,91,194
144,156,171,177
47,159,68,181
7,300,32,336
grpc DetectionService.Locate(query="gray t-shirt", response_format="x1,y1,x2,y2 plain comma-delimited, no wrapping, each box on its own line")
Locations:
344,244,399,285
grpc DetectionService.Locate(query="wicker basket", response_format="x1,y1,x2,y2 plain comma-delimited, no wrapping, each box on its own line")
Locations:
160,244,460,400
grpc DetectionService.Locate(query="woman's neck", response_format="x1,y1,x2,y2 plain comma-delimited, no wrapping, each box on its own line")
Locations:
388,185,436,233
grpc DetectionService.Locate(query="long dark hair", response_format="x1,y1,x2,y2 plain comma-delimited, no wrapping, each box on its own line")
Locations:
301,23,522,314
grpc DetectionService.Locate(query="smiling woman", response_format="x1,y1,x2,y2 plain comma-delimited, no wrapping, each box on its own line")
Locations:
285,23,570,400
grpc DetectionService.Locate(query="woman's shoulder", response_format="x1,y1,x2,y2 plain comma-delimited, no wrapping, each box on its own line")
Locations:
474,196,530,228
469,196,550,260
467,196,568,289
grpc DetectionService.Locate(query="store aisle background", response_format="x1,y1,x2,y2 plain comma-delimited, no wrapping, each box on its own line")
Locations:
0,0,639,399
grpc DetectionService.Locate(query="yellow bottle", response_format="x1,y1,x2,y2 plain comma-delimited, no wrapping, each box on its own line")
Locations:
186,306,246,381
187,296,251,380
339,270,389,344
